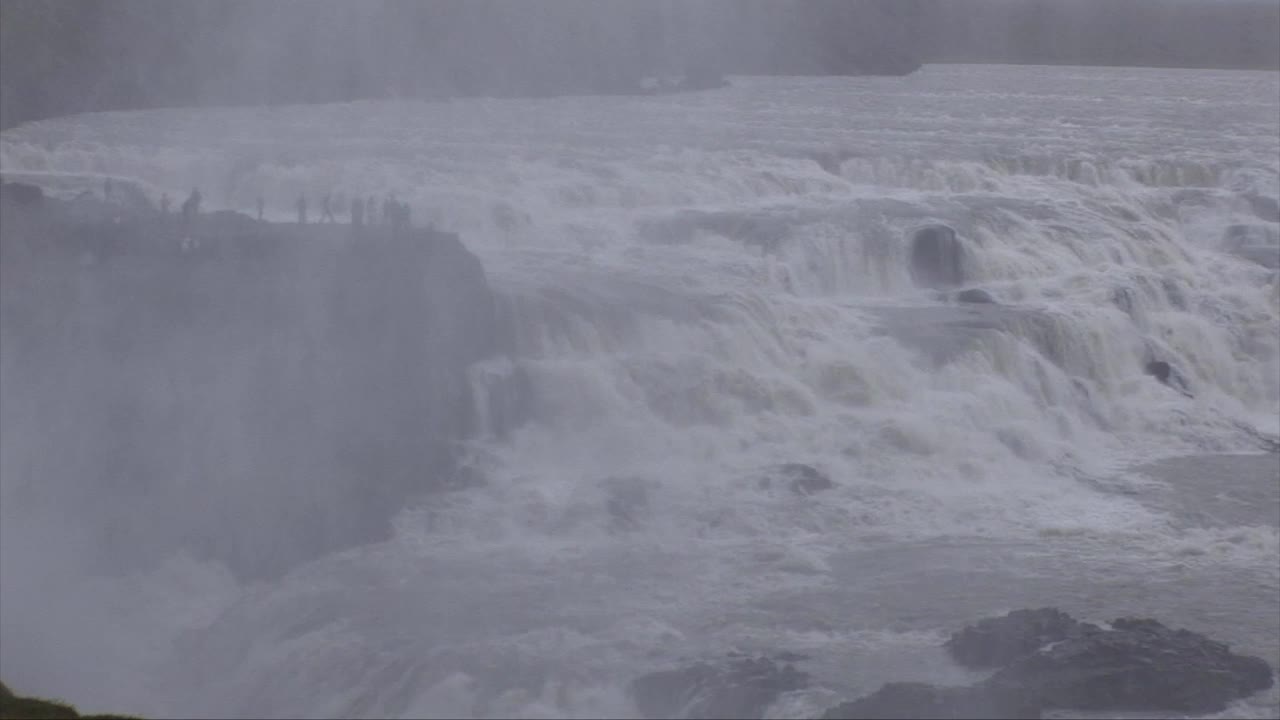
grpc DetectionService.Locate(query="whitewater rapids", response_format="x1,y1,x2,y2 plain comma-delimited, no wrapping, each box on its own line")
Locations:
1,65,1277,718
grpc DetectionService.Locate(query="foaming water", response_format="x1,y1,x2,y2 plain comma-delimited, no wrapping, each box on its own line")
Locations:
1,65,1278,718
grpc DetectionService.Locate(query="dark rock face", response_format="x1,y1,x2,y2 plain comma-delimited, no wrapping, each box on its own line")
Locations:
1222,223,1280,269
985,616,1275,714
944,607,1085,669
1144,360,1193,397
821,682,1038,720
1145,360,1173,383
631,655,810,719
810,150,857,176
601,475,657,531
752,458,834,491
0,181,44,209
764,463,835,495
1247,193,1280,223
954,288,996,304
825,609,1275,719
0,199,499,579
909,225,966,289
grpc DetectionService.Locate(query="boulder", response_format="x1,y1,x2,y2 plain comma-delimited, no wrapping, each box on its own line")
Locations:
983,616,1275,714
630,655,810,719
954,288,996,304
1222,223,1280,269
810,150,856,176
1246,193,1280,223
909,225,966,289
1144,360,1193,397
825,610,1275,719
0,181,44,209
757,463,835,495
944,607,1087,669
601,475,657,531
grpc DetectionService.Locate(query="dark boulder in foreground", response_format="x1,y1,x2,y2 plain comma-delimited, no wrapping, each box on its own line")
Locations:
630,654,810,719
824,609,1275,719
944,607,1084,669
986,616,1274,714
909,225,966,289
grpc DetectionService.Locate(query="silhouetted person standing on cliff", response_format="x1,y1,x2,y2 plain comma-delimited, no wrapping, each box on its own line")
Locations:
322,192,336,223
257,196,265,222
351,197,364,227
296,195,307,225
181,189,201,226
383,194,396,226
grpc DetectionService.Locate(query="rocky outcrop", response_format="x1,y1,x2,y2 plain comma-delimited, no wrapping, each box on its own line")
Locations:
953,288,996,304
943,607,1080,669
0,181,44,209
983,616,1274,714
909,225,966,289
1247,194,1280,223
824,609,1275,719
1144,360,1193,397
1222,223,1280,269
630,654,810,719
755,463,835,495
0,197,499,579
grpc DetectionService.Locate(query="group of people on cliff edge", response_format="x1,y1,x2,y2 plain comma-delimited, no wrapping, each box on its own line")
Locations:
296,192,411,229
158,187,416,231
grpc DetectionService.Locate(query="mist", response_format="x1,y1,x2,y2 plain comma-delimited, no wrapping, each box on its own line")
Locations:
1,1,1278,718
5,1,1276,130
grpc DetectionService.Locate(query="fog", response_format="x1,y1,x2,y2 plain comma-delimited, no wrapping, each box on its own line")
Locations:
4,1,1276,129
1,1,1278,718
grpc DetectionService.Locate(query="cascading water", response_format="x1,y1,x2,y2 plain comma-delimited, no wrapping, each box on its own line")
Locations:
1,65,1277,719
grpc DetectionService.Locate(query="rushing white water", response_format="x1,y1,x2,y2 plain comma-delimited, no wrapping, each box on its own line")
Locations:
1,65,1278,719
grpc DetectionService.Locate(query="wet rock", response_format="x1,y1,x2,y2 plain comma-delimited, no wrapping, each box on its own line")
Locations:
1246,193,1280,223
1222,223,1280,269
1145,360,1193,397
811,150,856,176
757,463,835,495
945,608,1086,669
954,288,996,304
984,616,1275,714
821,682,1037,720
1111,286,1136,316
826,609,1275,719
1145,360,1173,383
909,225,965,289
602,475,656,530
631,654,810,719
0,182,44,209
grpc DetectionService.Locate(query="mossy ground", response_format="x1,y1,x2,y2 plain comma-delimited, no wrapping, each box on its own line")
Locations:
0,682,140,720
